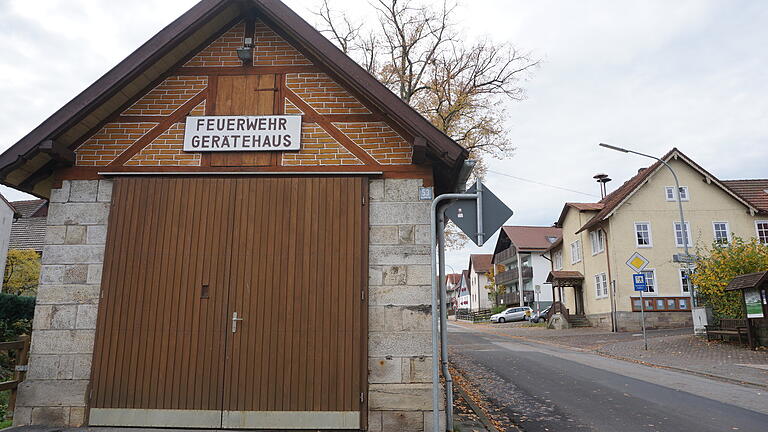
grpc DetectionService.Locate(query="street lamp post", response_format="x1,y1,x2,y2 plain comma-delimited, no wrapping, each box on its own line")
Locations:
598,144,698,331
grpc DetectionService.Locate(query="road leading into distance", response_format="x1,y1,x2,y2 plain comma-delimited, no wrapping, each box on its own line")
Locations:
448,323,768,432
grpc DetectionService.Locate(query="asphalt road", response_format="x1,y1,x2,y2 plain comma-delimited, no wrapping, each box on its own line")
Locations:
448,323,768,432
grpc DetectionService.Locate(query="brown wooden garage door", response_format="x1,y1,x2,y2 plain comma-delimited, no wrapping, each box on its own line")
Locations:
89,176,368,429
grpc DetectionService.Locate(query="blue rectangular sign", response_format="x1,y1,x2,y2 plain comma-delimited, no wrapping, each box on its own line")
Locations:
633,273,647,292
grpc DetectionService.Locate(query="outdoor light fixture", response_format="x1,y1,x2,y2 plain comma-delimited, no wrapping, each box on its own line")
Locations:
599,142,629,153
236,37,254,65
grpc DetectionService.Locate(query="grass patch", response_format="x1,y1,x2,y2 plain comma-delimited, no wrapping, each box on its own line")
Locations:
0,419,12,429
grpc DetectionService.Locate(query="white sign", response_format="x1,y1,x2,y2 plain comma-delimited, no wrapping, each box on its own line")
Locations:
183,115,301,152
625,252,650,273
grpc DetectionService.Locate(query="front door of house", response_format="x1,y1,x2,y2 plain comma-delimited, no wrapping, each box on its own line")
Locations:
88,176,367,429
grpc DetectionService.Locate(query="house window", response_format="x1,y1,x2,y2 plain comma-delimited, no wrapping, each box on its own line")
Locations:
570,240,582,264
641,269,656,294
634,222,652,247
679,268,694,294
673,222,692,247
590,230,605,255
665,186,689,201
553,250,563,270
594,273,608,298
757,221,768,244
712,222,730,244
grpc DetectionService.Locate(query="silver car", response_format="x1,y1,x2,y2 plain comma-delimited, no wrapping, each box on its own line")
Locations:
490,307,533,323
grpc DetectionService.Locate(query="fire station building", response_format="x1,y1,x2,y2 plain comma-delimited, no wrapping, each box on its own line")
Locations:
0,0,467,430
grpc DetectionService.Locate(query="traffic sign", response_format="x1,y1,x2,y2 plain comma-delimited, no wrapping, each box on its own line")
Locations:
633,273,647,292
444,181,513,247
626,252,650,272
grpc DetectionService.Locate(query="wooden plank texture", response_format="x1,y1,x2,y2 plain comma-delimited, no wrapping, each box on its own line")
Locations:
211,74,276,167
90,176,367,428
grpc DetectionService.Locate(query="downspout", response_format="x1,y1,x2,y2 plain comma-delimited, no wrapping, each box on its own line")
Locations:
516,246,524,307
604,220,617,332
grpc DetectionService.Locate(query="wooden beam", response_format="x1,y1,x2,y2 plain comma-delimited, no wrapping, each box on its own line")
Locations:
19,159,60,190
39,140,75,164
108,90,207,167
412,137,427,164
176,65,320,76
283,88,380,166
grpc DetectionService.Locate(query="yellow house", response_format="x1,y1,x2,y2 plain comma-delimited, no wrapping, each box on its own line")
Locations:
548,148,768,331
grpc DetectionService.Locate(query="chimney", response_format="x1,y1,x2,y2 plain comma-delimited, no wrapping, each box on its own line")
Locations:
593,173,612,199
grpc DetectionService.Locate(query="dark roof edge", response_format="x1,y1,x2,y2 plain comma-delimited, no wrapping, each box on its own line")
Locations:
0,0,229,170
0,0,467,188
252,0,467,166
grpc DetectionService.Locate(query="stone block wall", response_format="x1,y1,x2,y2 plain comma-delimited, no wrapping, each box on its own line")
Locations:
367,178,444,431
14,180,112,427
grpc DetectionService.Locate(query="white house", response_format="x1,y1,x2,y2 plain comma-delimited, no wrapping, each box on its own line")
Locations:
0,194,16,292
468,254,493,311
492,226,561,311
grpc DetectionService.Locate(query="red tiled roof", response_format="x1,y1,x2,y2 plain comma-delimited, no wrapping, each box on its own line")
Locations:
446,273,462,284
501,226,562,251
469,254,493,274
722,179,768,213
10,199,46,218
576,148,761,233
725,271,768,291
555,202,604,227
546,271,584,282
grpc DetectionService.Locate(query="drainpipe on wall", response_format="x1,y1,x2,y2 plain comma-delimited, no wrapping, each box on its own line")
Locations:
516,247,524,307
604,222,617,332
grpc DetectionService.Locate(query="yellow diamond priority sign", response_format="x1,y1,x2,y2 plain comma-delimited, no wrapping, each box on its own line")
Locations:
626,252,650,272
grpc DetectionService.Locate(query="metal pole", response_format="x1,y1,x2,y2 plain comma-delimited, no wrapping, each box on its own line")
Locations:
516,250,524,307
640,290,648,350
430,193,477,432
476,181,485,247
438,206,454,431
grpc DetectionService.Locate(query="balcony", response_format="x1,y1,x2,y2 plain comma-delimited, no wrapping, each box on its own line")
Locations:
496,266,533,285
500,290,535,306
494,247,517,264
501,291,519,306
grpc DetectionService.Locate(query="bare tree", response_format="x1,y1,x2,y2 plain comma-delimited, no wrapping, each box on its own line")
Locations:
315,0,538,177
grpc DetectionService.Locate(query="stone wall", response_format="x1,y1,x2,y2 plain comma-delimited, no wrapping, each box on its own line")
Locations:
14,180,112,427
587,311,693,332
15,177,442,430
367,178,444,431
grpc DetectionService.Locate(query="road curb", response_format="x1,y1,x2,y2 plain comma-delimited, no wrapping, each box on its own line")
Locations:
450,367,499,432
451,321,768,389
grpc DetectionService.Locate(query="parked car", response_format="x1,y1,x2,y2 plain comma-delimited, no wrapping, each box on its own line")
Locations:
529,306,551,323
490,307,533,323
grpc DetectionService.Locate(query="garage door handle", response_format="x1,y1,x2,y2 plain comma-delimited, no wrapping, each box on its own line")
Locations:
232,311,244,333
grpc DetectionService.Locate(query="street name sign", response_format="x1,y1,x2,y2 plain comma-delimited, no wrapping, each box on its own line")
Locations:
673,253,697,264
443,181,513,247
633,273,647,291
183,115,302,151
626,252,650,273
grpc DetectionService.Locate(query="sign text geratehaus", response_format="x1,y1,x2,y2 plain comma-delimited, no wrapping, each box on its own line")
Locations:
183,115,302,151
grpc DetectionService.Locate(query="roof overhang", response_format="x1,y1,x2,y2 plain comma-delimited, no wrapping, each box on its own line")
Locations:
576,149,761,234
0,0,468,197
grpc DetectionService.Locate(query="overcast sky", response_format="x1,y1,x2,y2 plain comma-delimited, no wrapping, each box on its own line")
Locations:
1,0,766,273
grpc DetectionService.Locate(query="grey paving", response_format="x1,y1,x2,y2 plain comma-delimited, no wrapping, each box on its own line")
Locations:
448,323,768,432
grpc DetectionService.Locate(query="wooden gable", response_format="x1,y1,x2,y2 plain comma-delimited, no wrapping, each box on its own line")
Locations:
67,17,426,181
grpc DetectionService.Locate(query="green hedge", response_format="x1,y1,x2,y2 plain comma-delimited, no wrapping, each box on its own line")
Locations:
0,293,35,324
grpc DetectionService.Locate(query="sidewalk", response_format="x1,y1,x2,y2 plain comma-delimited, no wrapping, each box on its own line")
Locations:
457,321,768,387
